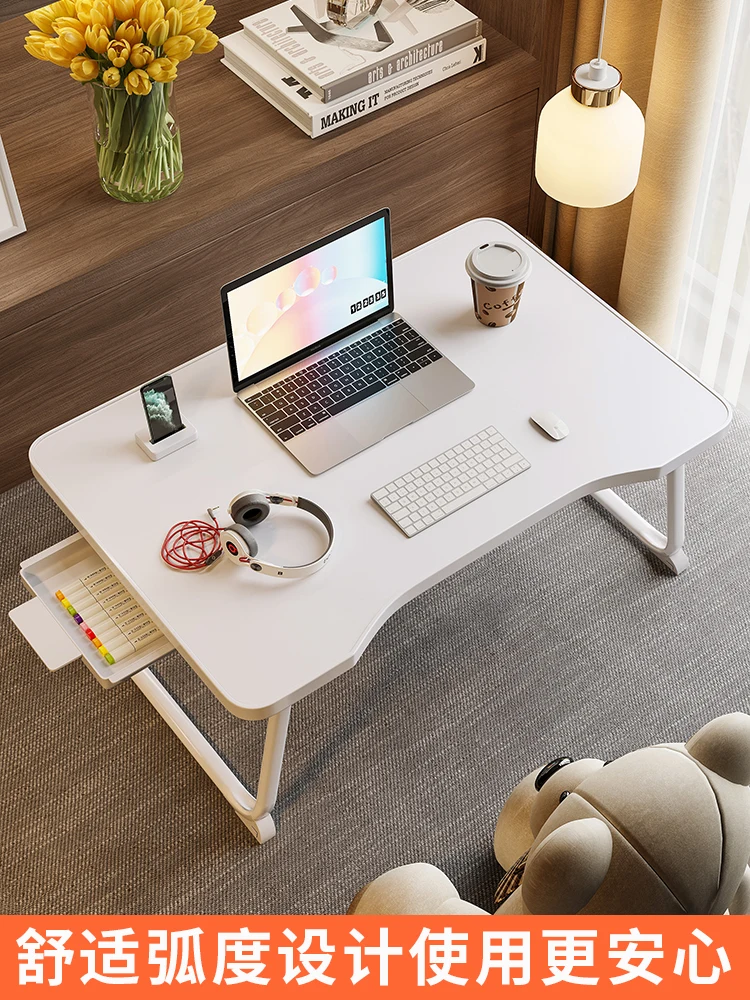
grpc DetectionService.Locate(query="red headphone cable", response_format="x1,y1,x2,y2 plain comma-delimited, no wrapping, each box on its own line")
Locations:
161,509,223,571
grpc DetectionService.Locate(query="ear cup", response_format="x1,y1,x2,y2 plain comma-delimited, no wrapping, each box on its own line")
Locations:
229,524,259,557
230,492,271,527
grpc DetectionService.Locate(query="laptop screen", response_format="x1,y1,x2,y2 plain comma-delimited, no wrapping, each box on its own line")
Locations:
222,210,393,392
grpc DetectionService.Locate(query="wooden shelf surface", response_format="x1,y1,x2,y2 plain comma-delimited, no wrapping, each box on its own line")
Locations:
0,8,537,314
0,2,540,491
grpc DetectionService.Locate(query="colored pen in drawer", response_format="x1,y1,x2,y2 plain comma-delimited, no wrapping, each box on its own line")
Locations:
55,588,118,665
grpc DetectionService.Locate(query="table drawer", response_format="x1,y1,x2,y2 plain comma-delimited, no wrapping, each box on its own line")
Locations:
13,533,173,688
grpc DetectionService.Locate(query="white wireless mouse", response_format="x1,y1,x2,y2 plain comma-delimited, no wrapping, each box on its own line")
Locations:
530,410,569,441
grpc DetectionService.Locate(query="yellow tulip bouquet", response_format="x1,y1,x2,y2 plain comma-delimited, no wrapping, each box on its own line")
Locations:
24,0,218,202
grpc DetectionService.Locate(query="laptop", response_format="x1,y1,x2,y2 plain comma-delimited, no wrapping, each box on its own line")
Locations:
220,209,474,475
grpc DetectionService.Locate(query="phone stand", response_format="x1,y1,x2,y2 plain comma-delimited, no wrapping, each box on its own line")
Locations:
135,419,197,462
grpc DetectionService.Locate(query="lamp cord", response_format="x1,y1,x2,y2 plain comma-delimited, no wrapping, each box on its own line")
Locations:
597,0,608,61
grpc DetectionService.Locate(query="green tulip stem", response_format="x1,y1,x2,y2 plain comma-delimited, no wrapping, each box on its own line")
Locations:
91,79,183,203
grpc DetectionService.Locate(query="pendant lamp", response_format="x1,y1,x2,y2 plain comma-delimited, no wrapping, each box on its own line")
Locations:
535,0,645,208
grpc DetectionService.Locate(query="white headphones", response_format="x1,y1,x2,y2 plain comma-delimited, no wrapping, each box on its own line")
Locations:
219,491,334,578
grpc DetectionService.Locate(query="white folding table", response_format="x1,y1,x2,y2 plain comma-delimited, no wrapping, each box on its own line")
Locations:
13,219,732,842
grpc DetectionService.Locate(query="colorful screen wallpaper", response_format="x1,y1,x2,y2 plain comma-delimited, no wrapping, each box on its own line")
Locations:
227,217,389,382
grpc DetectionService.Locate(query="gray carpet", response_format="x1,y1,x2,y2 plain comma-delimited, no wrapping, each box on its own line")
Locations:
2,414,750,915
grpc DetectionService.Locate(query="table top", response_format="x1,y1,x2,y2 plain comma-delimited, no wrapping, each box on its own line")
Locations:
30,219,732,719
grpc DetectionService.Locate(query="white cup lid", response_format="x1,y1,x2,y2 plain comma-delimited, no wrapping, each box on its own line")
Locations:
466,242,532,288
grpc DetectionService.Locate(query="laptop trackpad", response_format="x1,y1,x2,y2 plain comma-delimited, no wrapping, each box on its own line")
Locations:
339,385,428,445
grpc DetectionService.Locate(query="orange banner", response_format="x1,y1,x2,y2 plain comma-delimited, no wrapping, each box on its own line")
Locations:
3,916,749,997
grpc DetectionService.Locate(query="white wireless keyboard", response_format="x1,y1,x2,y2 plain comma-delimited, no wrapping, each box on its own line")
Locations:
371,426,530,537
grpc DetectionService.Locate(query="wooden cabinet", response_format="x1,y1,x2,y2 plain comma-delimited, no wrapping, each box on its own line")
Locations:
0,3,540,492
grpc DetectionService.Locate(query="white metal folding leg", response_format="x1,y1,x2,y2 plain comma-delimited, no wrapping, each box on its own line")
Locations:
132,667,290,843
591,465,688,575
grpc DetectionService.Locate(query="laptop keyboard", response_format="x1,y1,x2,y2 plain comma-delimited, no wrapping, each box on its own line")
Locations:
244,318,442,441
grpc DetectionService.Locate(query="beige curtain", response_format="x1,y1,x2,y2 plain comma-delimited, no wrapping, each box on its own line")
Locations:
545,0,732,347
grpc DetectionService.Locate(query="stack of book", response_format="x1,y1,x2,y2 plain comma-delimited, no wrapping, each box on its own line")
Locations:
220,0,486,138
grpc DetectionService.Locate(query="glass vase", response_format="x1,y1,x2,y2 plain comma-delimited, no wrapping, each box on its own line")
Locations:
90,81,183,204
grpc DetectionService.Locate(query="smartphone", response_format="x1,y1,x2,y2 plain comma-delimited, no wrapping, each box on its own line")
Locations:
140,374,185,444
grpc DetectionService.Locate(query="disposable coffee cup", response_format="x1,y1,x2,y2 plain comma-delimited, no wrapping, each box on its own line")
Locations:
465,242,532,328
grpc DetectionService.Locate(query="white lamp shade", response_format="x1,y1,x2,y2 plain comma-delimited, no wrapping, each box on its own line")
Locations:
535,87,645,208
